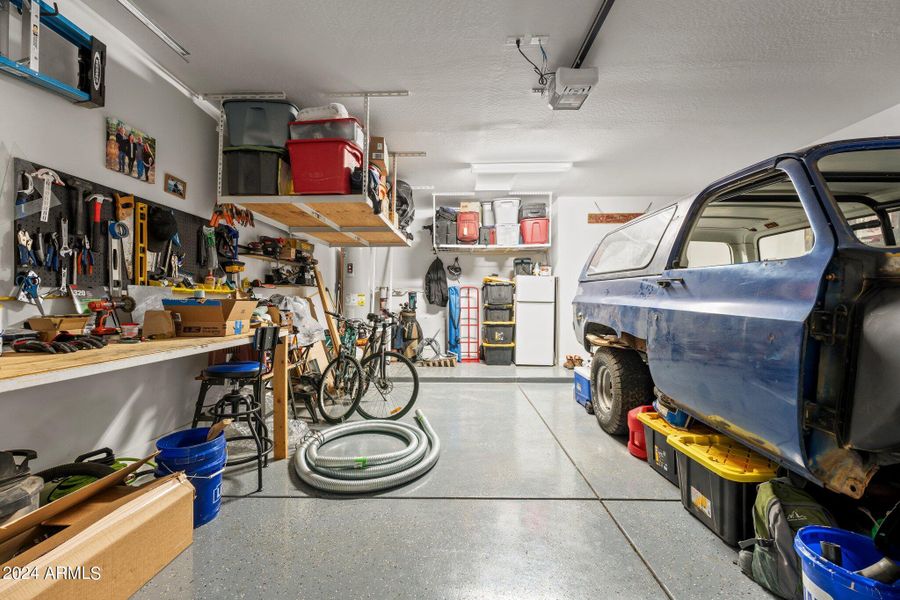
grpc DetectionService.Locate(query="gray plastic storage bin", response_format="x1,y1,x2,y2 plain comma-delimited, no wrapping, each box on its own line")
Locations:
482,282,514,305
483,322,515,343
224,100,299,147
478,226,495,245
519,202,548,220
483,343,514,365
484,305,513,322
223,146,284,195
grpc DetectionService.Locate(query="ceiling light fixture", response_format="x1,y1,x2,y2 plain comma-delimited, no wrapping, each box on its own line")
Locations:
115,0,190,61
470,162,573,174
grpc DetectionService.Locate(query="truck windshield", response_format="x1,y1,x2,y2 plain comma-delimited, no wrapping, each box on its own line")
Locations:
816,148,900,247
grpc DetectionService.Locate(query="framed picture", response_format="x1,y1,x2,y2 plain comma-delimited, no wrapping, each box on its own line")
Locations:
164,173,187,199
105,117,156,184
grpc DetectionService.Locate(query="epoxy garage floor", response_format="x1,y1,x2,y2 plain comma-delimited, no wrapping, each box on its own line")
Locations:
138,381,774,599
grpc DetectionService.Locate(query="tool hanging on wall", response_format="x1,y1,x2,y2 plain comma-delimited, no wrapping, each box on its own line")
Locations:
0,0,106,106
56,217,72,295
134,202,149,285
114,193,135,279
32,168,62,222
211,204,254,227
107,221,129,298
197,225,220,285
86,194,111,249
15,225,37,266
14,270,44,315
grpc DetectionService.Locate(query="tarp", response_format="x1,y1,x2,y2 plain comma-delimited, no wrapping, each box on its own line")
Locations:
448,286,460,359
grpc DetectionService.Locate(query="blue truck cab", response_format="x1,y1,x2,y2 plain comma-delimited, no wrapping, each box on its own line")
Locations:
573,137,900,498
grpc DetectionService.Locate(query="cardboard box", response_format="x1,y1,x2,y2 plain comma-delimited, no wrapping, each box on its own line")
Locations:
459,201,481,214
278,247,295,261
0,457,193,599
142,310,176,339
25,315,90,342
368,136,390,177
266,307,293,329
162,298,257,337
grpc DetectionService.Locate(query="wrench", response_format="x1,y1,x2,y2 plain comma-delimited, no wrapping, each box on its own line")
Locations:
58,218,72,294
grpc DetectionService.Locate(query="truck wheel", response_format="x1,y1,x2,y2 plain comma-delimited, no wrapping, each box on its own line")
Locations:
590,347,652,435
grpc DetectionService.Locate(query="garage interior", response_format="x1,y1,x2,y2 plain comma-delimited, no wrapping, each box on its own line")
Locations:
1,1,900,598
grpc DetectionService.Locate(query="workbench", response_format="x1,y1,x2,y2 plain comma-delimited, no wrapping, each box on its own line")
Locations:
0,331,294,460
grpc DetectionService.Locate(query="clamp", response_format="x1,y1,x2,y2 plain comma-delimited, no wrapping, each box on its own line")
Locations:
15,270,45,316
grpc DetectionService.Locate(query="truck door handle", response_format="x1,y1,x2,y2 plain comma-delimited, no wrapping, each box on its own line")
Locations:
656,277,684,288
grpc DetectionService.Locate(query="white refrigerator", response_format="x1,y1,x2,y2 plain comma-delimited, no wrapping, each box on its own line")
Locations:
514,275,557,366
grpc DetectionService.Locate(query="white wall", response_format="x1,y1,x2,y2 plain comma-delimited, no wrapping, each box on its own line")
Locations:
551,196,677,360
0,0,335,468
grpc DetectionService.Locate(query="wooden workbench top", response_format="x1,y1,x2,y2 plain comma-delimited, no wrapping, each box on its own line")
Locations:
0,333,260,393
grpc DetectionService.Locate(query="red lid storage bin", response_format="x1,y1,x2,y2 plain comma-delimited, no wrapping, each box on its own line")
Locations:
286,138,362,195
520,217,549,244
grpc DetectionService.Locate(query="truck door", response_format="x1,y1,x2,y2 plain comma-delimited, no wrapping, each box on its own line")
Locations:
645,158,835,471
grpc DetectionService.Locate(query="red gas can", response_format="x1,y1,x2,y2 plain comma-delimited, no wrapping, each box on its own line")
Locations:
286,138,362,195
520,217,549,244
627,405,654,460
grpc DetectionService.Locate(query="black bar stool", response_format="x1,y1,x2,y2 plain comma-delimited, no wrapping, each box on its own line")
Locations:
191,326,280,492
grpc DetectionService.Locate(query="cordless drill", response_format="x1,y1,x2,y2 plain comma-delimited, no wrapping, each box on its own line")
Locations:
87,296,136,336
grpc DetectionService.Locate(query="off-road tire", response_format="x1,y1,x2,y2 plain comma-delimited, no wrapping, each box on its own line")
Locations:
590,347,653,435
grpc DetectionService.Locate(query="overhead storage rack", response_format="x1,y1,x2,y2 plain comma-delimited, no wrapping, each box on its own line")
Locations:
212,91,416,248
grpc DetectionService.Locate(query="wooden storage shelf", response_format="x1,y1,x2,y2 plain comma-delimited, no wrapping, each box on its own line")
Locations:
221,194,410,248
435,243,551,254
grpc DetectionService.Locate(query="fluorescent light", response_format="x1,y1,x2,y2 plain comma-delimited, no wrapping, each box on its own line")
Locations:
116,0,191,61
470,162,572,174
410,185,434,190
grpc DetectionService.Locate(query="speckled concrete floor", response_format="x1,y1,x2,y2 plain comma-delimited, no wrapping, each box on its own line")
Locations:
137,382,773,600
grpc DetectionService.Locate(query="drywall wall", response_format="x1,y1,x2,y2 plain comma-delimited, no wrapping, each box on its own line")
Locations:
0,0,335,468
552,196,678,360
814,102,900,143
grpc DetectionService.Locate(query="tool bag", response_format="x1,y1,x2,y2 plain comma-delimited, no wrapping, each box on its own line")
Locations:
457,212,479,244
737,477,835,599
436,206,458,222
424,257,448,307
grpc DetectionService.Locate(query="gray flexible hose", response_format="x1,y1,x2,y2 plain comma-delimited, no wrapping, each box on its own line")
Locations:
292,410,440,493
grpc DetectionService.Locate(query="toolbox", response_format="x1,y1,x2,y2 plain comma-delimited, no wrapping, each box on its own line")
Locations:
483,322,514,344
668,433,778,546
482,342,514,365
286,138,362,195
223,145,285,195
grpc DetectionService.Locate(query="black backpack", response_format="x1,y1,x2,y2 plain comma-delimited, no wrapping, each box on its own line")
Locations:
425,257,448,307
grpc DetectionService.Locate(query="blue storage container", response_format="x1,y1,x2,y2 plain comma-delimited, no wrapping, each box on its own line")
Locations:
574,366,591,408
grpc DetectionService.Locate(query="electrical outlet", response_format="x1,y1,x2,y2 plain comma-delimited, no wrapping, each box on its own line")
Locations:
506,35,527,46
530,35,549,46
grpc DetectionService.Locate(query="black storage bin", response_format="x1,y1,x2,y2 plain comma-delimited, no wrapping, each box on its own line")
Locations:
478,226,494,245
436,206,458,222
483,343,514,365
484,305,513,322
669,433,777,546
519,202,548,220
482,282,514,305
223,146,284,195
514,258,533,276
483,322,515,344
640,420,680,486
223,100,299,147
434,220,456,246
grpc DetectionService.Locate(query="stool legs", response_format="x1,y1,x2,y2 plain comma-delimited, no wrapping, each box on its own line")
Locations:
192,380,212,428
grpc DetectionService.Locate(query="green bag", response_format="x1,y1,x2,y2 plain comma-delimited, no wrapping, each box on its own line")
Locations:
737,477,835,600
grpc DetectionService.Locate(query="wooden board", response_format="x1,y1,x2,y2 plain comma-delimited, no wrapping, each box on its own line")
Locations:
0,333,257,391
587,212,643,224
248,203,322,228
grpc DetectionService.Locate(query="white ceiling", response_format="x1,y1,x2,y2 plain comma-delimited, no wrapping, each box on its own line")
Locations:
85,0,900,201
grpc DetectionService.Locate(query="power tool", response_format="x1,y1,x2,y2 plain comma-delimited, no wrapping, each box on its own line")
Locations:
87,296,136,336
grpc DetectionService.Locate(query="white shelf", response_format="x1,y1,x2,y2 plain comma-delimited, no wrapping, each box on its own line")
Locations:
435,244,551,254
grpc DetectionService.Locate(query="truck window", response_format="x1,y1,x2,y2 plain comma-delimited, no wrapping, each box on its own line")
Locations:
817,148,900,247
678,174,815,267
587,206,676,275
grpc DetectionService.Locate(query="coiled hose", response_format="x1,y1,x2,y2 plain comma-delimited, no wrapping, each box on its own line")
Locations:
292,410,439,493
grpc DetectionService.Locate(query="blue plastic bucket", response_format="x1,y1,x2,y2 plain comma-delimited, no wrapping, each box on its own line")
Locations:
155,427,227,528
795,526,900,599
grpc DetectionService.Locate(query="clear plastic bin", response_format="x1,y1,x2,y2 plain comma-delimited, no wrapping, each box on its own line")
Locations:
289,117,364,149
0,475,42,525
492,198,520,224
496,223,519,246
223,100,298,147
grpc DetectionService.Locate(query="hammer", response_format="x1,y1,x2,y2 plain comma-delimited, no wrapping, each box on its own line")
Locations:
86,194,112,249
67,178,93,237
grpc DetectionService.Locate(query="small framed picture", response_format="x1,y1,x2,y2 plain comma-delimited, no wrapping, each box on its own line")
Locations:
164,173,187,199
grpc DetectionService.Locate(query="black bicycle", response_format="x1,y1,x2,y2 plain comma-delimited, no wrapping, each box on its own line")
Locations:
316,312,365,423
355,310,419,420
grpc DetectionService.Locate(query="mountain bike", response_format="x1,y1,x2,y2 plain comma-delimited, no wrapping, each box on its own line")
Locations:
355,310,419,420
316,313,365,423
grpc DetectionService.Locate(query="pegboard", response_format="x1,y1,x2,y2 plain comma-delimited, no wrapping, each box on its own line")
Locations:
12,158,211,292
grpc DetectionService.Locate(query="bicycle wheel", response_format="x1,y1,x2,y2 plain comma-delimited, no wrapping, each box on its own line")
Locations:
317,354,363,424
357,351,419,420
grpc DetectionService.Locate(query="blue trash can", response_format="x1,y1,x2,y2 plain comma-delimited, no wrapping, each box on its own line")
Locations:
155,427,227,528
795,526,900,599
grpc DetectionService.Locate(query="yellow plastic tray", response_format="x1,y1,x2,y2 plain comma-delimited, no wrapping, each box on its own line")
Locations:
482,342,515,348
667,433,777,483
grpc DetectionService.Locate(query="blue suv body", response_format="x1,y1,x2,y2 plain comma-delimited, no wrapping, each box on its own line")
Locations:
573,137,900,498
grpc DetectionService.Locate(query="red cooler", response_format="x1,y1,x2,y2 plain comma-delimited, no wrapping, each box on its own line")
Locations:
286,138,362,195
520,217,549,244
627,405,654,459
